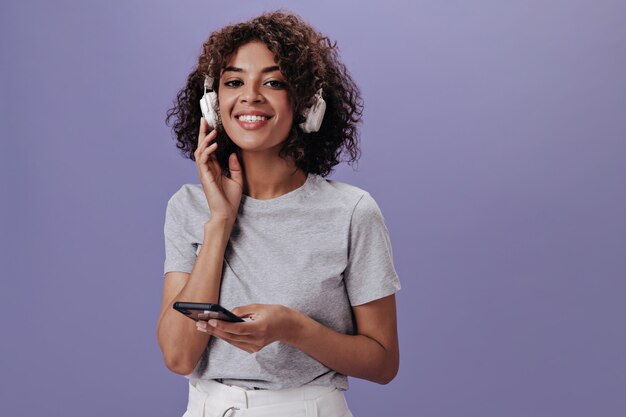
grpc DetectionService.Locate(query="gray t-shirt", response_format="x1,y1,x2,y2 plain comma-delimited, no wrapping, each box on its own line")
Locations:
163,173,401,390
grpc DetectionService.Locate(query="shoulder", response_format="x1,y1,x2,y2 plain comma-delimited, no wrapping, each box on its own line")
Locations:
313,176,371,208
314,176,383,219
166,183,209,219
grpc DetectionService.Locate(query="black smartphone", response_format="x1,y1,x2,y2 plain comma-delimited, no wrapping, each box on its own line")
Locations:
173,302,244,322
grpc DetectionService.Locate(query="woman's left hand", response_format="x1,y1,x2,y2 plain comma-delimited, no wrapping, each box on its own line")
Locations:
196,304,299,353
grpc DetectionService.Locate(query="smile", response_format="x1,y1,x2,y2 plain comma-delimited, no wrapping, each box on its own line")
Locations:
235,115,272,130
237,115,271,122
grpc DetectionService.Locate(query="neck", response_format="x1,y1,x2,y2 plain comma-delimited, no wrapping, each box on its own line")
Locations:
239,149,307,200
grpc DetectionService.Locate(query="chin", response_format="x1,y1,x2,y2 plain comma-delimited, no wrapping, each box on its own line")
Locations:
234,140,285,153
225,131,290,153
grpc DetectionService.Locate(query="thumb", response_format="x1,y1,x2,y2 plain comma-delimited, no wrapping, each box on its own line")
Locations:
232,304,257,318
229,153,243,186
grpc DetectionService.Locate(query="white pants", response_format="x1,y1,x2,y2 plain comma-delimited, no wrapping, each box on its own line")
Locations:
182,378,354,417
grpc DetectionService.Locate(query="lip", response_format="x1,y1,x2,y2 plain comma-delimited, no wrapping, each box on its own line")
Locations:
235,117,271,131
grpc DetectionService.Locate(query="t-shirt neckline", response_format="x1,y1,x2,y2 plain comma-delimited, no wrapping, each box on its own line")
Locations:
240,173,315,208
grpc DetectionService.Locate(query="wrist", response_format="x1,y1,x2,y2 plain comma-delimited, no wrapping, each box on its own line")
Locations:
283,307,307,346
203,217,235,244
205,216,235,231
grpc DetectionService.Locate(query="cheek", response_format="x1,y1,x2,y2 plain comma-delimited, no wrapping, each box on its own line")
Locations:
280,112,294,129
217,97,237,133
217,96,232,118
275,114,294,140
277,102,294,129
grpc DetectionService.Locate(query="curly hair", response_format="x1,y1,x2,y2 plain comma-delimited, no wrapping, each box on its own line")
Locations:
165,10,363,177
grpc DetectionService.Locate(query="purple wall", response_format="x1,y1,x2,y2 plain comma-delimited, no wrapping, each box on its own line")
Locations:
2,1,625,416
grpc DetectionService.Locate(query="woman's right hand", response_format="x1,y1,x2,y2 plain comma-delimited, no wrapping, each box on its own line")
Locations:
195,118,243,225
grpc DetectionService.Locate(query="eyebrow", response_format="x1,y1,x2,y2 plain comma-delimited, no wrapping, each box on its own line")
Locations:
222,65,281,74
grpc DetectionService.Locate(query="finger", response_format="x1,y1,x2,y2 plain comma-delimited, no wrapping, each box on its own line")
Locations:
197,129,217,153
199,143,219,175
195,127,217,160
197,117,208,147
201,142,218,159
202,128,218,147
205,326,255,344
208,319,252,335
228,153,243,185
200,143,218,168
198,324,262,353
194,126,208,162
231,305,259,318
209,151,222,176
198,147,219,188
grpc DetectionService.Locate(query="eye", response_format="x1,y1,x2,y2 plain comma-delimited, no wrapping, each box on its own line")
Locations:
265,80,287,89
224,80,243,87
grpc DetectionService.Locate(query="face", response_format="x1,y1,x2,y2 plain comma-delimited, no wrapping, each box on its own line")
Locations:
218,41,293,153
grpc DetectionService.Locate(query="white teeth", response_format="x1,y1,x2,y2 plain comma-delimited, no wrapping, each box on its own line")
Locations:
238,115,269,122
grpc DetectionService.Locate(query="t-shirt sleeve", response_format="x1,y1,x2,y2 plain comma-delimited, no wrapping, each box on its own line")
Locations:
343,192,401,306
163,192,196,277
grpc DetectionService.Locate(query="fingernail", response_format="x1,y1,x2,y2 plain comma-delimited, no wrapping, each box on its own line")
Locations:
208,319,217,327
196,321,207,330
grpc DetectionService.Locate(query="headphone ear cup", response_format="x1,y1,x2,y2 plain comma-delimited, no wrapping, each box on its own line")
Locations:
299,89,326,133
199,91,219,129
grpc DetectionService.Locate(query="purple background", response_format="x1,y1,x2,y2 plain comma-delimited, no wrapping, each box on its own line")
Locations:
2,1,625,416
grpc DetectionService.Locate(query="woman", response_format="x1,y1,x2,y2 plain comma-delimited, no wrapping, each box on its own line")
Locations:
158,11,401,417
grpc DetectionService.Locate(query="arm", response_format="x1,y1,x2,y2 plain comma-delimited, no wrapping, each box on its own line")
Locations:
158,118,243,375
157,218,232,375
202,294,400,384
288,294,399,384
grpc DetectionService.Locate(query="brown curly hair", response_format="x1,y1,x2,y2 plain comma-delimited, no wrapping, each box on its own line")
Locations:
165,10,363,177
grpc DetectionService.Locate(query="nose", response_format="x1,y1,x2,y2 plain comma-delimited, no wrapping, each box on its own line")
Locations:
240,82,264,103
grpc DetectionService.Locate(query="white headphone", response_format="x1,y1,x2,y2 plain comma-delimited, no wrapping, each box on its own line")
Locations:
199,76,219,129
300,88,326,133
199,76,326,133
